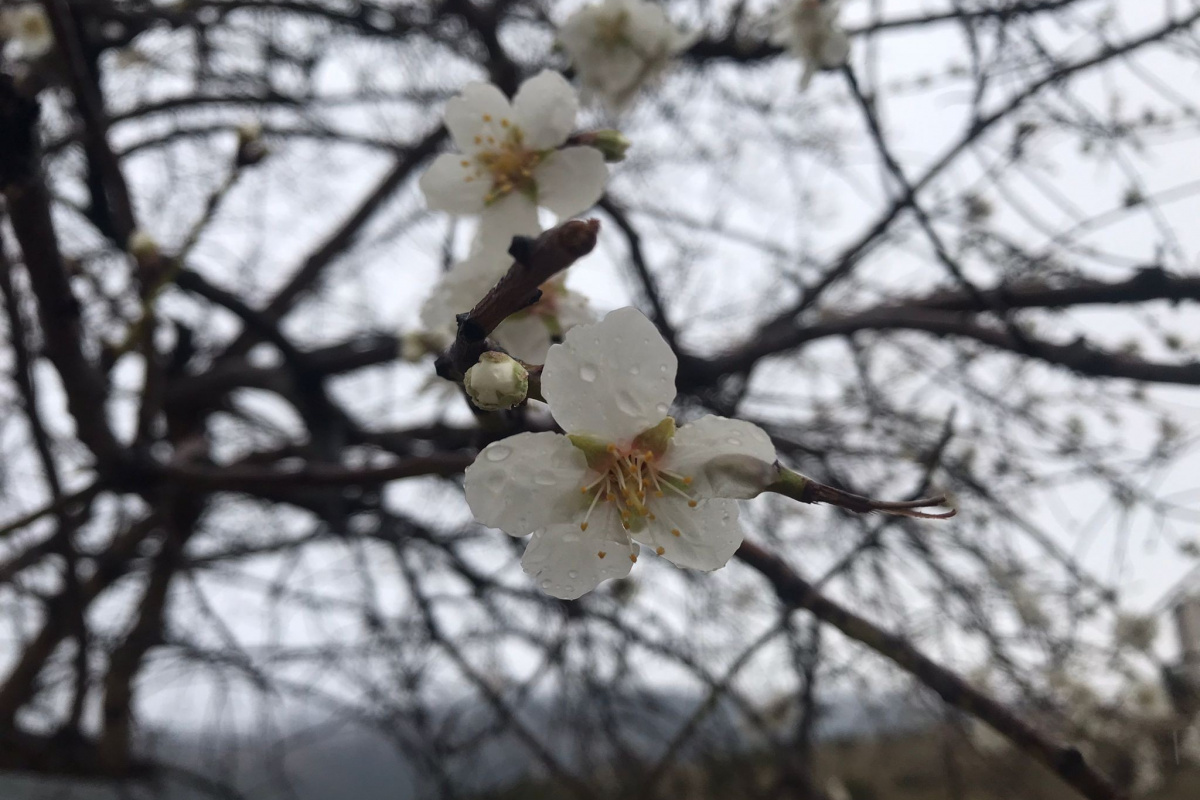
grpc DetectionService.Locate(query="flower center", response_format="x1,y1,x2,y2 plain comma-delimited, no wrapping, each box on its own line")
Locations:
593,9,631,51
578,443,696,534
469,118,544,205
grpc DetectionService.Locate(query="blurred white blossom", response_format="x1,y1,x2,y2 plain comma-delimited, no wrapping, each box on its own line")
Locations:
558,0,697,111
419,70,608,253
465,307,777,599
1,4,54,60
416,246,595,363
770,0,850,90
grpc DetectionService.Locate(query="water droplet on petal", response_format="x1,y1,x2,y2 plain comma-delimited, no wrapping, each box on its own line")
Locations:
615,390,640,416
534,471,558,486
656,403,669,416
726,437,741,446
568,570,579,579
629,365,640,376
541,579,552,589
659,364,668,373
562,531,580,543
485,445,511,462
579,364,598,382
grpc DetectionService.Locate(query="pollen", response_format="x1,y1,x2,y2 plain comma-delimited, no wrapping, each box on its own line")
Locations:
688,500,698,507
501,118,510,127
460,160,470,167
629,553,638,563
656,546,665,555
597,550,606,559
671,528,681,537
482,114,492,121
580,522,589,531
474,135,482,145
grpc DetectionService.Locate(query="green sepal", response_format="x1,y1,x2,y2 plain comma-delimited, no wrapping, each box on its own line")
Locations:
632,416,676,459
568,434,613,471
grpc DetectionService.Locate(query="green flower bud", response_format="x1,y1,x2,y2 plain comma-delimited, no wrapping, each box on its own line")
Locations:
464,352,528,411
575,129,631,162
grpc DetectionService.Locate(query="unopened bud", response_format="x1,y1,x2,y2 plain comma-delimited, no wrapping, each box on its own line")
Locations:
589,129,631,162
236,121,268,166
127,228,160,264
464,352,528,411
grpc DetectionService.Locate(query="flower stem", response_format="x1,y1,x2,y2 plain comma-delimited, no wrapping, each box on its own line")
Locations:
764,465,955,519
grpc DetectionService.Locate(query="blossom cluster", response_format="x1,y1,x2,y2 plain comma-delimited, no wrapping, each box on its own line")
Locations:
409,1,861,598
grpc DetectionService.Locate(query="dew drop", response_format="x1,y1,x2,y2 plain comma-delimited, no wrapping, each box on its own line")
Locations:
656,403,670,416
562,531,580,543
629,365,640,376
568,570,579,579
579,364,598,382
659,364,668,373
615,390,641,416
726,437,742,446
541,579,552,589
485,445,511,462
534,471,558,486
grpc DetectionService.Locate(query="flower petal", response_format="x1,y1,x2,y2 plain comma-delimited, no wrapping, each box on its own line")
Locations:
521,505,637,600
420,153,489,214
533,147,607,220
419,249,511,338
663,416,777,499
636,497,743,572
465,432,590,536
474,191,542,254
444,82,514,155
494,314,555,363
512,70,579,149
541,306,677,442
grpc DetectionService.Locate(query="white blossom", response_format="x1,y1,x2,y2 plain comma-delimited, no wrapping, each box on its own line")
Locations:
417,246,595,363
465,307,777,599
419,70,608,253
2,4,54,60
464,352,529,411
769,0,850,90
558,0,697,111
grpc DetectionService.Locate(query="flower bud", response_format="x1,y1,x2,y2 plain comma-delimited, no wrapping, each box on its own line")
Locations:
127,229,160,263
235,121,268,166
464,352,528,411
587,129,631,162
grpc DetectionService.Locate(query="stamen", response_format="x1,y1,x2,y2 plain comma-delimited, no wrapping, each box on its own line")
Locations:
656,546,665,555
597,551,606,559
671,528,681,537
629,553,638,563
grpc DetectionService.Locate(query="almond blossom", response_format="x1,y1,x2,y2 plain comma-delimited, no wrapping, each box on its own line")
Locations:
419,70,608,252
416,246,596,364
465,307,777,599
770,0,850,90
558,0,697,112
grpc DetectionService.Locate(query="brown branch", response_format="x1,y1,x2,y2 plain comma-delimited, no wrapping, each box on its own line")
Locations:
435,218,600,381
735,539,1126,800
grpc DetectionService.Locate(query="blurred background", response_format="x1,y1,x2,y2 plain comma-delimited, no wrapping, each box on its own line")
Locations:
1,0,1200,797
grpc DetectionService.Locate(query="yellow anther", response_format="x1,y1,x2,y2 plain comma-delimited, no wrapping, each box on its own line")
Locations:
482,114,492,121
474,135,482,145
683,476,693,485
629,553,638,563
500,118,510,127
656,546,665,556
580,522,589,531
648,513,656,521
581,487,589,494
460,160,470,167
671,528,681,537
688,500,698,508
607,444,618,453
597,550,606,559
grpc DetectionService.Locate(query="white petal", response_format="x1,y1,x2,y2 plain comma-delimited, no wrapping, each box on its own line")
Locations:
541,306,677,442
444,82,514,155
464,432,590,537
512,70,579,150
494,315,555,363
418,250,511,337
636,497,743,571
663,416,777,499
473,191,542,254
533,147,607,220
420,153,489,214
521,505,637,600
